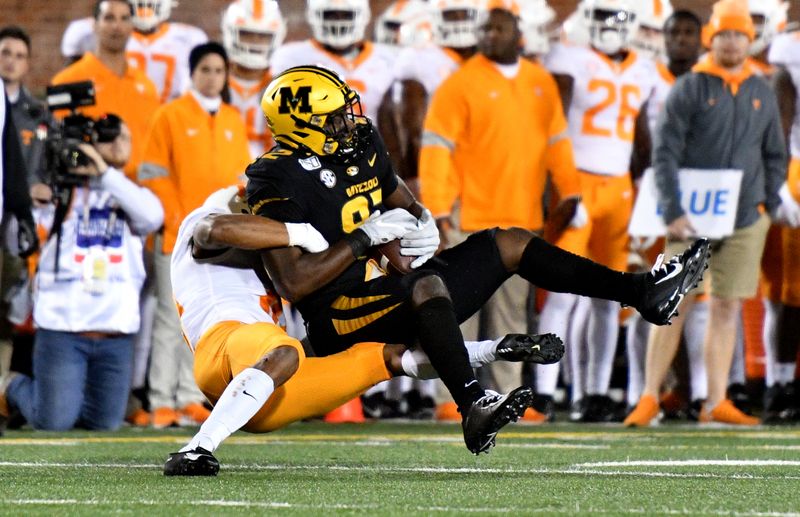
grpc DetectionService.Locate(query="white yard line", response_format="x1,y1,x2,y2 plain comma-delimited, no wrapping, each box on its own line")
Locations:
1,499,798,516
575,460,800,468
1,461,799,480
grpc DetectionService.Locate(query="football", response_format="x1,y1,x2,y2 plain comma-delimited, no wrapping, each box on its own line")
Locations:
376,239,414,275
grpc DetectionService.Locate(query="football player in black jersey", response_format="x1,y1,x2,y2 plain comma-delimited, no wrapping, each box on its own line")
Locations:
246,65,711,455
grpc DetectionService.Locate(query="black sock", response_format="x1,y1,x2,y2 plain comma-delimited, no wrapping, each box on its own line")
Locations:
415,297,484,411
517,237,642,306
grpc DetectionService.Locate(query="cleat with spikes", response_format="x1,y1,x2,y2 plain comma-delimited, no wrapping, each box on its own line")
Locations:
634,238,710,326
462,386,534,455
495,333,565,365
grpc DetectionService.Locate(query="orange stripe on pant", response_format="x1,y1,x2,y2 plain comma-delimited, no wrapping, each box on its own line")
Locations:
193,321,390,433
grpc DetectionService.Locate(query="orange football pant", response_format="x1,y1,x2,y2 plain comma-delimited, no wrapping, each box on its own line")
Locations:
193,321,391,433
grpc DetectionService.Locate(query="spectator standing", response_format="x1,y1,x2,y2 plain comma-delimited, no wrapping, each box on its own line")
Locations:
0,116,163,431
628,0,791,426
52,0,160,180
139,42,250,428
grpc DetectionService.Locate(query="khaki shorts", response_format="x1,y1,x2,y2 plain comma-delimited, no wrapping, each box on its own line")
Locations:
665,213,770,300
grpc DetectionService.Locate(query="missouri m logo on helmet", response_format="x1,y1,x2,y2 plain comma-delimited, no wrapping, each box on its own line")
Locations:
277,86,313,114
261,65,371,163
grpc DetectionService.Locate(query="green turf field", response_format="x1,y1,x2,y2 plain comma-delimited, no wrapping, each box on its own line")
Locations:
1,421,799,516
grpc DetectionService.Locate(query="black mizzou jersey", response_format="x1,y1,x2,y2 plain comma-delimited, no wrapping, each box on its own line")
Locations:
246,128,400,315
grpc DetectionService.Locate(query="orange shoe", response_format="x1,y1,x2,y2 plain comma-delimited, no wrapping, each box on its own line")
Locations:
623,394,661,427
700,399,760,426
435,401,461,422
179,403,211,426
521,407,548,424
125,408,150,427
151,406,179,428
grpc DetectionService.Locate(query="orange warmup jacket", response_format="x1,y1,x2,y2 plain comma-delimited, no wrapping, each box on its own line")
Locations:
138,92,251,253
51,52,160,180
419,54,580,232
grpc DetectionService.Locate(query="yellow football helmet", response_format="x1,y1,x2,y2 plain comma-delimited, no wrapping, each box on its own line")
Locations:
261,65,369,162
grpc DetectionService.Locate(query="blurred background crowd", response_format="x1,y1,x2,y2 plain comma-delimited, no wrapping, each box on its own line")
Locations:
0,0,799,433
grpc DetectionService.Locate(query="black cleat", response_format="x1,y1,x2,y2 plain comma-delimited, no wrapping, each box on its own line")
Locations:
163,447,220,476
635,238,711,325
495,333,565,365
462,387,533,455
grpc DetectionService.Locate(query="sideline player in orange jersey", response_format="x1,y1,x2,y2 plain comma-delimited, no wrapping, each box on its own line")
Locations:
52,0,160,181
536,0,657,422
60,1,207,103
164,187,566,474
222,0,286,160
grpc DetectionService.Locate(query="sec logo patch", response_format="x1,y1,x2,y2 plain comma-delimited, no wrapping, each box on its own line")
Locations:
320,169,337,188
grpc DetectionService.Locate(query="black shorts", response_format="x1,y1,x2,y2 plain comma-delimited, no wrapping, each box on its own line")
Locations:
306,229,512,356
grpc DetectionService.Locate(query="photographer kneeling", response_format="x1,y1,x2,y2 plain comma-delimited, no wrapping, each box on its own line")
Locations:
0,115,163,431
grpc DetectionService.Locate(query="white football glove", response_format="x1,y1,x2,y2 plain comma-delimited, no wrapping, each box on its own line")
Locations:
400,208,440,269
568,200,589,229
358,208,419,246
774,182,800,228
285,223,330,253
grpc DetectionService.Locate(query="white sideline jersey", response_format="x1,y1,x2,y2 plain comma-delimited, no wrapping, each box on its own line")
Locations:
127,23,208,104
171,206,278,350
646,62,676,136
769,31,800,158
395,44,464,95
60,19,206,103
229,73,273,159
270,40,396,123
545,44,657,176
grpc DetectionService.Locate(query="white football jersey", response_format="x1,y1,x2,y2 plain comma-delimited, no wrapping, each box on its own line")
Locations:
228,73,273,159
171,206,278,351
270,40,396,123
545,43,657,176
395,44,465,96
61,17,95,58
646,61,675,136
126,23,208,104
769,31,800,158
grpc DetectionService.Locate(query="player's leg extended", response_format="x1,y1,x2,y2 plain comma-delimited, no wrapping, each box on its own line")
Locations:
244,342,395,432
489,225,709,326
164,322,305,476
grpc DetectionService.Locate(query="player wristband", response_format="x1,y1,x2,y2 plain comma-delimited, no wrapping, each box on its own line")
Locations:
343,229,371,258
